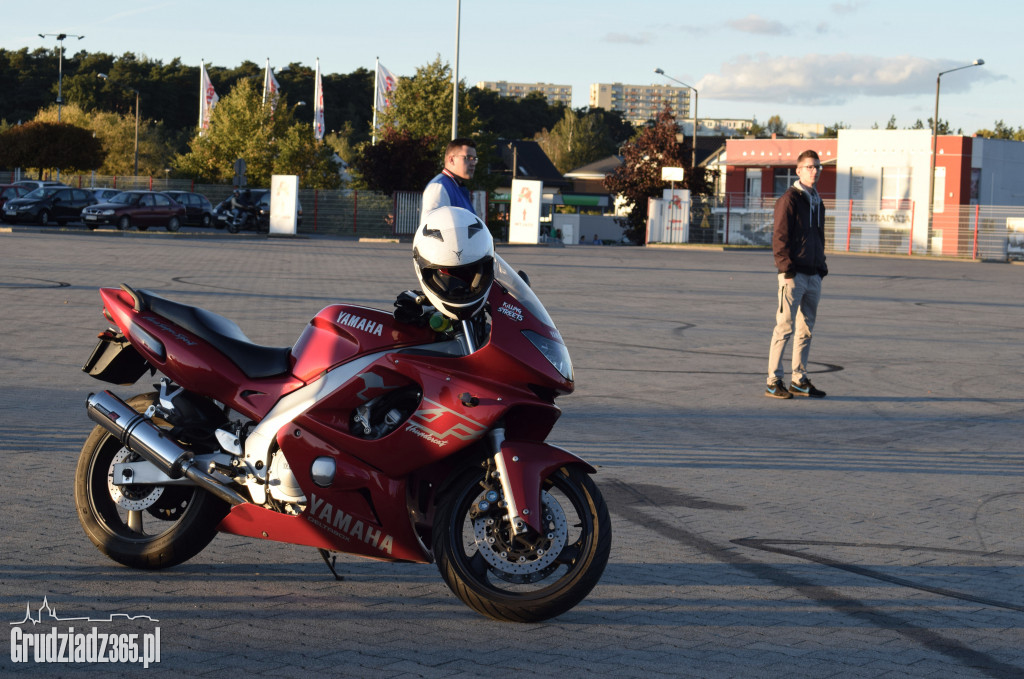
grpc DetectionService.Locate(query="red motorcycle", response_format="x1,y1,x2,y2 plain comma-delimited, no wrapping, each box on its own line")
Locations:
77,253,611,622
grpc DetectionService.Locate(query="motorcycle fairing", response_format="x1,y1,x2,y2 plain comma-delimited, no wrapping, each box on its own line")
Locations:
290,304,437,382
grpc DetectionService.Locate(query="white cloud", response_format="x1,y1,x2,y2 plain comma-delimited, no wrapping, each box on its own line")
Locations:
697,54,997,104
831,0,869,14
603,32,655,45
727,15,791,35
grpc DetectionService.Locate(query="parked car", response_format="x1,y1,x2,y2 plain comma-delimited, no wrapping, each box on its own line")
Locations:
12,180,67,192
89,188,122,202
0,184,30,210
2,186,96,225
164,190,215,227
213,188,303,232
81,190,186,232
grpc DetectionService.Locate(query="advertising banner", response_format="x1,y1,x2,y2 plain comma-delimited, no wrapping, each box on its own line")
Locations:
509,179,543,244
269,175,299,236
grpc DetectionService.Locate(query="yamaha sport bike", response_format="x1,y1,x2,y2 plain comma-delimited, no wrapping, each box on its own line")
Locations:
77,255,611,622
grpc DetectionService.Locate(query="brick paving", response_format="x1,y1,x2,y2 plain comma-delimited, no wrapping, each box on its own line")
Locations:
1,227,1022,677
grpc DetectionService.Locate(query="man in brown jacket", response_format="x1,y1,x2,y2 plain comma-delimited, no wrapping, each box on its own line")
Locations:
765,149,828,399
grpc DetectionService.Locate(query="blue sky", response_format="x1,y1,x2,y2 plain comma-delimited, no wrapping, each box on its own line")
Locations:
8,1,1017,134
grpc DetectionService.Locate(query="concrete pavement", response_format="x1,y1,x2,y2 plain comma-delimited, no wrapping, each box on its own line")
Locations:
1,228,1022,678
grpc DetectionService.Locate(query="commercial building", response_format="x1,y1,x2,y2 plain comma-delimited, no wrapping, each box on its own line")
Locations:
475,81,572,106
715,130,1024,257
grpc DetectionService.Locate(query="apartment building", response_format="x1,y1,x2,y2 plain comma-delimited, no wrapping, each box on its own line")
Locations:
589,82,690,124
476,81,572,106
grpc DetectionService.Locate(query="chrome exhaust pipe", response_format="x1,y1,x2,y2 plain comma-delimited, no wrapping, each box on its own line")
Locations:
86,390,247,507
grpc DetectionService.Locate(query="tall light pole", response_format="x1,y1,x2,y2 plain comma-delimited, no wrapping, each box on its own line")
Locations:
98,73,140,176
654,68,698,170
39,33,84,123
928,58,984,238
451,0,461,139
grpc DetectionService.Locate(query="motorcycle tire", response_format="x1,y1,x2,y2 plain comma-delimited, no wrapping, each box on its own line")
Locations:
74,392,230,569
227,222,240,234
433,464,611,623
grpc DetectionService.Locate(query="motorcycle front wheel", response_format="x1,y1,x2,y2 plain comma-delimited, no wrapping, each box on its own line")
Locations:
433,464,611,622
74,393,230,569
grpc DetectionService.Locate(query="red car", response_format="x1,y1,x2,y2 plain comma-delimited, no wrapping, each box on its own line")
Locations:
81,190,186,232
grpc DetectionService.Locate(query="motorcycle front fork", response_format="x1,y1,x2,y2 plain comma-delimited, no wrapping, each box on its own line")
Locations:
486,428,530,536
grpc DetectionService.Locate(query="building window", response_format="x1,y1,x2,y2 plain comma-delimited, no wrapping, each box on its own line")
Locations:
881,167,913,210
774,168,798,196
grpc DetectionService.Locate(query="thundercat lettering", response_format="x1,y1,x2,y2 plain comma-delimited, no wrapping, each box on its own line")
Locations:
336,311,384,336
307,493,394,555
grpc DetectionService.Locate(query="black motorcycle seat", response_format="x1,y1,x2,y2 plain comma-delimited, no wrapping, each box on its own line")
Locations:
128,286,292,379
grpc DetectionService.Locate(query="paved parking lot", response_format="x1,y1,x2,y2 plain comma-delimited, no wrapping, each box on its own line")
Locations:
1,228,1022,678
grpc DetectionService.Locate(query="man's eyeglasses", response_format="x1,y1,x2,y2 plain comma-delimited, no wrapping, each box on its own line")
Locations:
453,155,478,162
798,164,822,171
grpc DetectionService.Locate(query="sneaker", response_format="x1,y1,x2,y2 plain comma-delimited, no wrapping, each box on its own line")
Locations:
765,379,793,399
789,378,826,398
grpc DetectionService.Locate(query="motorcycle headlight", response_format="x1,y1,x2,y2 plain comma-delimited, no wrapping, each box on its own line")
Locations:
522,330,573,382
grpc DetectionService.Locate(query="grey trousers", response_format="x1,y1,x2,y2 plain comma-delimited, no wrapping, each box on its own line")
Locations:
767,272,821,384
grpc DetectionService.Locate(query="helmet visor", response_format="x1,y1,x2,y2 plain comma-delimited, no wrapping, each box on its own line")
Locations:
422,256,494,304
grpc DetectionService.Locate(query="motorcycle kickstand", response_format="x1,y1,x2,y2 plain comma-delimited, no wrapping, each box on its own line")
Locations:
317,548,344,581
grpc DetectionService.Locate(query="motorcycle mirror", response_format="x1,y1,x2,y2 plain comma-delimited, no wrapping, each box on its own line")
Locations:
518,270,531,288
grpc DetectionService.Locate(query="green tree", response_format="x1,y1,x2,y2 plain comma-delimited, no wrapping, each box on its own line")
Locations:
604,105,710,243
351,127,438,194
765,115,787,136
174,78,338,187
274,125,343,189
974,120,1024,140
374,56,481,142
822,121,850,138
35,102,176,176
469,89,566,139
0,120,104,177
741,119,767,137
911,118,957,134
535,108,628,173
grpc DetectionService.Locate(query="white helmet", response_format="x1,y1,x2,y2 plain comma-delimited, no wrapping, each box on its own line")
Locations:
413,207,494,320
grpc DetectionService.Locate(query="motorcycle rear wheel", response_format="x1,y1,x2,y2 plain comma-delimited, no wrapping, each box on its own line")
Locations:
74,393,230,569
433,464,611,622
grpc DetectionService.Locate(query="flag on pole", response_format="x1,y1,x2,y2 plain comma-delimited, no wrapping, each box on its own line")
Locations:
375,61,398,111
313,58,325,140
199,61,219,134
262,59,281,110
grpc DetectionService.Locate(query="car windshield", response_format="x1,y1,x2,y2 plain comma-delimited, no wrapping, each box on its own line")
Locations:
109,193,139,205
25,188,59,199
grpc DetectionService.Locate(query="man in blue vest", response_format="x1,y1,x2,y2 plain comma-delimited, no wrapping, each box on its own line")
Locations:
422,138,478,216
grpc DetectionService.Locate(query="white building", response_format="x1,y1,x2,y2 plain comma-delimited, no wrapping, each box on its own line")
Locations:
476,81,572,106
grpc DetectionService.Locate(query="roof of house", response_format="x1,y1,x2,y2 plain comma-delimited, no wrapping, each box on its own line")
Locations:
564,155,623,179
493,140,571,189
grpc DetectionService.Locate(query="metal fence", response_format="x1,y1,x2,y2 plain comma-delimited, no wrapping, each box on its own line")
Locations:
689,194,1024,261
3,171,401,239
7,170,1024,260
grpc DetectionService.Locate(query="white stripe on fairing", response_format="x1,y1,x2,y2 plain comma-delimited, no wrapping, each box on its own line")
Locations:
242,351,389,502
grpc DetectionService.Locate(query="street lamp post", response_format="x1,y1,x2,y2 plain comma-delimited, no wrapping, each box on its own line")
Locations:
39,33,84,123
927,58,984,241
654,68,698,171
451,0,462,139
98,73,140,176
